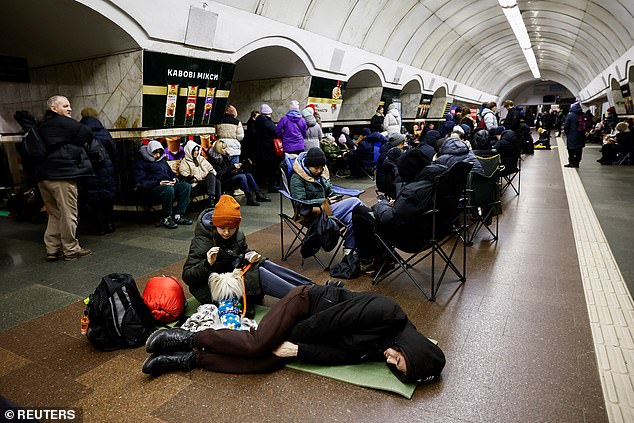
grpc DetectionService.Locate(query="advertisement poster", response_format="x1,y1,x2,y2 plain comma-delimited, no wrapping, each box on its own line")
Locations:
163,84,178,127
201,88,215,125
306,77,347,123
142,51,235,128
416,94,433,119
184,85,198,126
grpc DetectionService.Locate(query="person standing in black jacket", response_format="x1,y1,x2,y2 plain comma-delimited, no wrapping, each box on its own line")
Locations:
253,104,280,191
78,107,117,235
142,284,445,384
36,95,94,261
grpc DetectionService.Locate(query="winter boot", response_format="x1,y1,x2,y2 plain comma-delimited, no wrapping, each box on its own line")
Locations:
142,351,196,376
255,191,272,202
145,328,194,354
246,191,260,206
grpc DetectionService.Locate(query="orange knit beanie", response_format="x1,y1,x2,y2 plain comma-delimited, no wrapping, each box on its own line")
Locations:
212,195,242,228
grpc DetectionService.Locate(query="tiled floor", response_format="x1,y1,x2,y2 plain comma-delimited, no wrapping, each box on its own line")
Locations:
1,140,632,422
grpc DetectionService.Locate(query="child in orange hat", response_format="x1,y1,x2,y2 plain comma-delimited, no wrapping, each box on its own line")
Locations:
182,195,315,306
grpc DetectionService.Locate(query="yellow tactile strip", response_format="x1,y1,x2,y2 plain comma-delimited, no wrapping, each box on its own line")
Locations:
558,137,634,423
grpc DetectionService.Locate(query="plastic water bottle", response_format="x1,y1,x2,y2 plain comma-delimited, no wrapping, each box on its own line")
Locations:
80,309,89,335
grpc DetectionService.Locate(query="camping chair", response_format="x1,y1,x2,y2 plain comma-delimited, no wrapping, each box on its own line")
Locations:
465,161,502,246
278,153,363,269
372,161,472,301
500,154,521,196
617,151,632,165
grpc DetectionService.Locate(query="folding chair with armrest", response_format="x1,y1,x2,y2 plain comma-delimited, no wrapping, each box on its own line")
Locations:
500,155,521,196
278,153,363,269
465,161,502,246
372,161,472,301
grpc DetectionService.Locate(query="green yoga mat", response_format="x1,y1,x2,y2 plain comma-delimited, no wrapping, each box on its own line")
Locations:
174,298,417,399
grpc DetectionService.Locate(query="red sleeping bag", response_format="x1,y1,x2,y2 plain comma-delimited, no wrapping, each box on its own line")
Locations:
142,276,186,323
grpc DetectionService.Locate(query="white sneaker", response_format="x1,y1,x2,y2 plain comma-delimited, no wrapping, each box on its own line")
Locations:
233,189,245,196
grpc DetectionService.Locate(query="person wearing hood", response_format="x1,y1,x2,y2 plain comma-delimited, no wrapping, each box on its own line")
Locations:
215,104,245,164
376,133,406,199
438,113,457,138
182,195,315,305
337,127,355,152
289,148,363,252
563,102,586,168
382,103,401,135
142,284,446,385
434,133,478,173
419,129,441,161
302,107,323,151
179,140,221,207
494,128,521,173
36,95,94,261
207,140,271,206
352,149,448,272
134,140,193,229
472,129,500,177
78,107,117,235
276,100,307,155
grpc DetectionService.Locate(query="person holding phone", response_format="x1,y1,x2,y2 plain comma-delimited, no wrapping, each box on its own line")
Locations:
134,140,193,229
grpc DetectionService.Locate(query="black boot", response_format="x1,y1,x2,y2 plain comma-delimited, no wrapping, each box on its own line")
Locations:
145,328,194,353
255,191,272,202
142,351,196,376
246,191,260,206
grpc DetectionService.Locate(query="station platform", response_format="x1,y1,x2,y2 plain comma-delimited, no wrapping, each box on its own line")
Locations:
1,139,633,422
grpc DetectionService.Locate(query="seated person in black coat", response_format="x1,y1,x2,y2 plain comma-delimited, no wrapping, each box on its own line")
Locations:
352,149,447,272
494,128,521,174
142,284,446,385
376,133,407,199
134,140,193,229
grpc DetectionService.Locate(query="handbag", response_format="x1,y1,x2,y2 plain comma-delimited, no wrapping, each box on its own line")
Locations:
273,138,284,156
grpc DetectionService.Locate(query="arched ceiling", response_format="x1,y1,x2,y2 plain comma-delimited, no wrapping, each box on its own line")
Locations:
1,0,632,101
219,0,634,95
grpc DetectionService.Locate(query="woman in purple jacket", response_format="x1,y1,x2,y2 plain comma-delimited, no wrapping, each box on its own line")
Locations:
276,100,307,154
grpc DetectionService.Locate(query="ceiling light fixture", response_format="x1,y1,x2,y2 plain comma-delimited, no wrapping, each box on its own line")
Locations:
498,0,541,78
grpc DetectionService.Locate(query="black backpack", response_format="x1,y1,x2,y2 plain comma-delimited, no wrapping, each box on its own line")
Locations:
86,273,156,351
22,123,48,159
86,137,107,166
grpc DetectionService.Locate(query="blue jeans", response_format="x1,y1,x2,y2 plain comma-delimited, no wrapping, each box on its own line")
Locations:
151,182,191,216
258,260,314,298
331,197,363,249
230,172,260,194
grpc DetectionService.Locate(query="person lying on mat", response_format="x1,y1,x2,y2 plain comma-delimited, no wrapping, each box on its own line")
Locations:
182,195,319,306
351,148,447,273
142,284,446,384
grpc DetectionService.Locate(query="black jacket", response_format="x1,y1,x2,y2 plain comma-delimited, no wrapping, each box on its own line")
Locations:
182,208,248,303
35,110,94,181
289,285,446,383
494,130,522,172
372,163,447,252
253,114,277,161
79,116,117,202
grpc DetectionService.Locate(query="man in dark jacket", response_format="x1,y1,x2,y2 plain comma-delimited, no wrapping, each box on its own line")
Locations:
563,102,586,168
502,100,522,134
134,140,192,229
142,284,446,385
352,149,447,271
36,95,94,261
